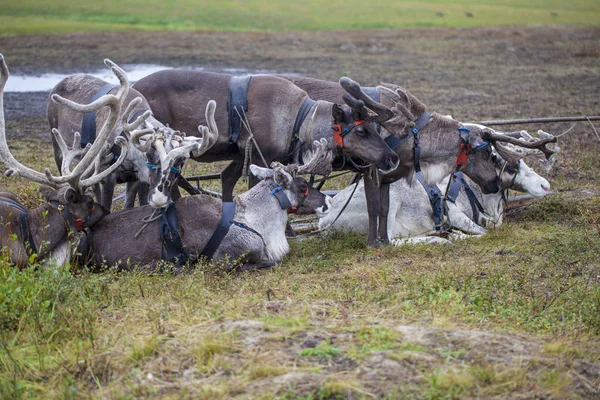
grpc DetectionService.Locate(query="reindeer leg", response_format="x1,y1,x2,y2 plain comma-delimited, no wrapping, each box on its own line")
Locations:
124,181,139,208
100,175,117,210
378,182,391,243
138,182,150,206
221,159,243,202
363,174,381,246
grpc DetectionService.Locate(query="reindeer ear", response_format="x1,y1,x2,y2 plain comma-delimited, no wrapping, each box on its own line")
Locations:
249,165,273,180
64,187,79,203
273,167,294,187
38,185,55,201
332,104,344,124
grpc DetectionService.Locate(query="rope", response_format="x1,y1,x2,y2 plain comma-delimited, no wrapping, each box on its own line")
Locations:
292,175,362,238
134,207,164,238
235,106,269,182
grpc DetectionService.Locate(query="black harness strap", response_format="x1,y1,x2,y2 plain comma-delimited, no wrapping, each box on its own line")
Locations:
201,201,237,259
81,83,118,147
0,199,37,255
289,97,317,164
461,177,485,223
228,76,252,144
269,183,293,210
158,202,189,266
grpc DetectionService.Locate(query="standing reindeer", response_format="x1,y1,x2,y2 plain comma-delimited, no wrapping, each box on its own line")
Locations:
78,139,332,272
280,75,557,245
47,62,210,210
133,71,400,203
0,55,129,266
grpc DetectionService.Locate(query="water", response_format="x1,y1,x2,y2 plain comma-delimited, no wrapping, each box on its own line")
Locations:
4,64,283,93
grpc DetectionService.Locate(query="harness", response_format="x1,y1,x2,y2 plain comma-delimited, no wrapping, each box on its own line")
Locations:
49,201,92,233
331,120,366,149
227,75,252,144
288,97,317,165
157,202,190,266
81,83,118,147
0,199,37,256
444,172,485,224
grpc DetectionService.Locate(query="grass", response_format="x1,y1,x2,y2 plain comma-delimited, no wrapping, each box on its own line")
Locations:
0,0,599,36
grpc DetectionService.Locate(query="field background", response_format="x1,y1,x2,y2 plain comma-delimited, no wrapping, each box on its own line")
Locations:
1,2,600,400
0,0,600,35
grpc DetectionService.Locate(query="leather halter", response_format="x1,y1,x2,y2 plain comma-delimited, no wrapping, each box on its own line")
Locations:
49,201,93,233
332,120,366,149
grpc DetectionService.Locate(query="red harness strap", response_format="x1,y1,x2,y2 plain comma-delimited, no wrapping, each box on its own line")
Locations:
332,120,365,149
456,142,471,169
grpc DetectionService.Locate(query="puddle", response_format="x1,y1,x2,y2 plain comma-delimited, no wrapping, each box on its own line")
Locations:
4,64,284,93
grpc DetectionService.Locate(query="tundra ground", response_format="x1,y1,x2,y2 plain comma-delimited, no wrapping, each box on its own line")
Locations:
0,26,599,399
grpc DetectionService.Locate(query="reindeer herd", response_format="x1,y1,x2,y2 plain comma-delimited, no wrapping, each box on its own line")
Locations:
0,53,558,272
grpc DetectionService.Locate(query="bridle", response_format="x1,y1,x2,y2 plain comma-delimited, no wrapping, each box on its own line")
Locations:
331,120,366,149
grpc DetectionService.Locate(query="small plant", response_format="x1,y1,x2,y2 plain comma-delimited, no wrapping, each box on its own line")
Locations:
300,340,341,358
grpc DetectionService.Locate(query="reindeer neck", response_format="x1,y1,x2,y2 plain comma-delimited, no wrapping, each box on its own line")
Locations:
461,174,504,224
26,202,71,257
298,101,335,160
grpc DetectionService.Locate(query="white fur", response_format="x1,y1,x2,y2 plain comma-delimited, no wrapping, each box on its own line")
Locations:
149,190,169,209
318,160,550,245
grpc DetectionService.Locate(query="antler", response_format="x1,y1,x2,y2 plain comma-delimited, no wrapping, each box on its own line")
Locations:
339,77,395,123
482,128,558,164
296,138,333,176
46,59,130,191
190,100,219,158
122,97,155,152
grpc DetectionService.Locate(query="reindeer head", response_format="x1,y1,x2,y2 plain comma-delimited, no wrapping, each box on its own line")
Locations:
0,56,131,229
250,138,331,214
123,99,219,208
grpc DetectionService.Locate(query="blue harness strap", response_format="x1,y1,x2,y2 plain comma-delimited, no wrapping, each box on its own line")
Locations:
270,184,292,210
461,177,485,223
158,202,189,266
201,201,237,259
228,75,252,144
81,83,118,148
0,199,37,256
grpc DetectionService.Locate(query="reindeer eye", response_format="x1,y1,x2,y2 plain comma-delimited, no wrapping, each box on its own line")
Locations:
355,128,366,137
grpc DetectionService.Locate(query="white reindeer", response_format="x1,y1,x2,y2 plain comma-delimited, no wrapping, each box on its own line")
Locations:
318,156,550,245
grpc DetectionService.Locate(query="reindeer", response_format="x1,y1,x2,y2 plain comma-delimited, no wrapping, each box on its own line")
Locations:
280,75,557,245
0,54,129,266
319,144,552,245
132,71,400,203
77,139,332,272
47,62,209,211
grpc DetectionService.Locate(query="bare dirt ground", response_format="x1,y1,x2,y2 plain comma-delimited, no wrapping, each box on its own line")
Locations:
1,26,599,398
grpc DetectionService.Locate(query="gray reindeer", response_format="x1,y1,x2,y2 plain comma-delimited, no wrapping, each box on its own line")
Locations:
77,139,333,272
132,70,400,203
281,75,557,245
0,55,129,266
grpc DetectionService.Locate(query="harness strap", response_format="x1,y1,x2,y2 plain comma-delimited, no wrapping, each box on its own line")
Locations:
289,97,317,165
332,120,365,149
81,83,118,148
270,184,293,210
414,172,445,229
50,201,80,233
0,199,37,255
201,201,237,259
158,202,189,266
461,176,485,223
228,75,252,144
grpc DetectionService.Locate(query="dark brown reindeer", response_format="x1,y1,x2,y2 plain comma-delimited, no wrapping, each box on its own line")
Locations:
47,61,205,210
281,75,556,245
78,138,332,272
133,70,399,202
0,54,129,266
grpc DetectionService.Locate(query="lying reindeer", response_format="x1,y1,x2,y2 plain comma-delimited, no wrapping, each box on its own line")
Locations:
47,61,208,210
0,54,129,266
281,75,557,245
319,150,551,245
78,139,332,272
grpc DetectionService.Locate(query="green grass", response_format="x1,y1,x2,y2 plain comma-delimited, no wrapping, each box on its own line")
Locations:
1,0,599,35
